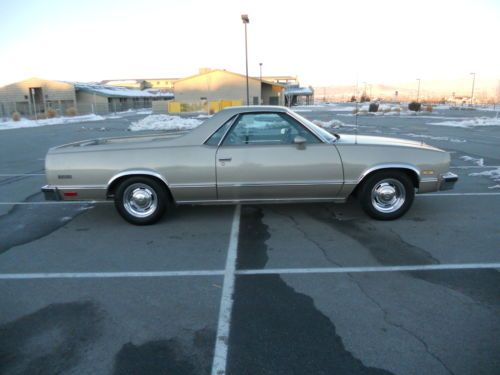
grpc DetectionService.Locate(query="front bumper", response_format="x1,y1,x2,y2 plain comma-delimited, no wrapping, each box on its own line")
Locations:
439,172,458,191
41,185,61,201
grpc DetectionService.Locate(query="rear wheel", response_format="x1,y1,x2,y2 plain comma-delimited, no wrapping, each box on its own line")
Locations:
359,171,414,220
114,177,167,225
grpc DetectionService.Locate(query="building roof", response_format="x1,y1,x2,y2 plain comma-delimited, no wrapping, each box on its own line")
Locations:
284,86,314,96
174,69,284,88
74,82,174,98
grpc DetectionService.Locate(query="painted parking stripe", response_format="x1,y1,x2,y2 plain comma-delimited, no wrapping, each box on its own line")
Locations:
1,192,500,206
0,174,45,176
0,270,225,280
417,192,500,197
1,263,498,281
450,166,500,169
0,201,112,205
211,205,241,375
235,263,500,275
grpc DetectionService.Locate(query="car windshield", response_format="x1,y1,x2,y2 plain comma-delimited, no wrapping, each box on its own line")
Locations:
290,112,338,143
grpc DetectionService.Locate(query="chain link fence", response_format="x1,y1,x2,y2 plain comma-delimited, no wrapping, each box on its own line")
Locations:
0,98,169,122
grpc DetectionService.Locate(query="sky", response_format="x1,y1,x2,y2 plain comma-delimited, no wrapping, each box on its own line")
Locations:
0,0,499,92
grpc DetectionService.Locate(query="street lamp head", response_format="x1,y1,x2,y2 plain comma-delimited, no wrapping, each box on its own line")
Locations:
241,14,249,24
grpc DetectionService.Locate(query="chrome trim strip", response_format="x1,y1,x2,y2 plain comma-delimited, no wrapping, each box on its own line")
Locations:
55,185,107,190
170,183,216,189
358,164,421,183
176,197,346,205
420,177,438,183
107,170,169,189
217,180,344,188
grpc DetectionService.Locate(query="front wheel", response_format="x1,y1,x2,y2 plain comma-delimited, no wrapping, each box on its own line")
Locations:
114,177,167,225
358,171,415,220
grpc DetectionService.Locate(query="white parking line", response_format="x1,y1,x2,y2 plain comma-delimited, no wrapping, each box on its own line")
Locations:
0,270,224,280
1,263,498,281
1,192,500,206
0,174,45,176
0,201,111,205
451,166,500,169
211,205,241,375
235,263,500,275
417,192,500,197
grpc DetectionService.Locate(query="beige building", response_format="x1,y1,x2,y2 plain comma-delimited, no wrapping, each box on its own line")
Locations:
0,77,76,117
174,69,284,106
0,77,172,118
101,78,178,91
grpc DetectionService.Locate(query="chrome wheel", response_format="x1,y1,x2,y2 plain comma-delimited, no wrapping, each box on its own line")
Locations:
122,183,158,218
370,178,406,213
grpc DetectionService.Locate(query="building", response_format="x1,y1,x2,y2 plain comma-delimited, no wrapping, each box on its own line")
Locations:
0,77,76,118
74,82,173,114
263,76,314,106
173,69,284,106
0,77,173,118
101,78,178,92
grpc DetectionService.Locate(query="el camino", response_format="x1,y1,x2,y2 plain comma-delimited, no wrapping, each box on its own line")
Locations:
42,106,458,224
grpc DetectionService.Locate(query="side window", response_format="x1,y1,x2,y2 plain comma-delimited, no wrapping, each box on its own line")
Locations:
205,117,235,146
223,113,319,146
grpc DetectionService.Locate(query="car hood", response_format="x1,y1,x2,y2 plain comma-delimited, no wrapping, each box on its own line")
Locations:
335,134,442,151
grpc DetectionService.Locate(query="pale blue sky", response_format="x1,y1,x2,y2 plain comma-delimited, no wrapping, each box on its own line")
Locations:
1,0,499,89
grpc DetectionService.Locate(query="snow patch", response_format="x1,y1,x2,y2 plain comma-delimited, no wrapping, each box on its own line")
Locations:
129,114,202,131
404,133,466,143
469,168,500,189
460,156,484,166
429,117,500,128
312,119,356,129
0,114,105,130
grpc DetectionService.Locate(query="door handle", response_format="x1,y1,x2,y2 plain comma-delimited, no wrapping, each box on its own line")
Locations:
218,157,232,162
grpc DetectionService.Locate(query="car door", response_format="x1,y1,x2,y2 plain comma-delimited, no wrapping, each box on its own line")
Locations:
215,112,343,201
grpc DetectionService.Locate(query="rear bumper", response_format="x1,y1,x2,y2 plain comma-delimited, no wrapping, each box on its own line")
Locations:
439,172,458,191
41,185,61,201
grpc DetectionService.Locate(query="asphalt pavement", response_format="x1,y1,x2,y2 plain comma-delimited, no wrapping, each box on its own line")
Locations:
0,106,499,375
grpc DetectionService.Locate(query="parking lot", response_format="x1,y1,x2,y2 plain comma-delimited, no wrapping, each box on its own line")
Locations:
1,107,499,375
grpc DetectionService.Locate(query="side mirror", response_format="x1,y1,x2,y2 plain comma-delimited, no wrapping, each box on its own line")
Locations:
293,135,307,149
293,136,306,145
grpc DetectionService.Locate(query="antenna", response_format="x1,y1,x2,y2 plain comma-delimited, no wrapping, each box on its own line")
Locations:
354,75,359,145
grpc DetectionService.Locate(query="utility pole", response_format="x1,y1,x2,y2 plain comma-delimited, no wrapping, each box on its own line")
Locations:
416,78,421,102
470,72,476,106
241,14,250,106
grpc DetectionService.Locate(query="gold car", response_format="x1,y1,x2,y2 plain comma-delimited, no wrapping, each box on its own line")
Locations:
42,106,457,224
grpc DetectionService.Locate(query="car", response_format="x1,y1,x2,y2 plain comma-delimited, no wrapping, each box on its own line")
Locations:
41,106,458,225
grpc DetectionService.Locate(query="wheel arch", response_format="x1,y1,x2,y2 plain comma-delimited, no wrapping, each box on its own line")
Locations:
107,170,172,200
351,165,420,197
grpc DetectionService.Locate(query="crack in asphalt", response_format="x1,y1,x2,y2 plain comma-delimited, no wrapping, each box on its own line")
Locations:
0,168,45,187
0,192,93,254
270,208,342,267
271,206,455,374
230,206,394,375
352,278,456,375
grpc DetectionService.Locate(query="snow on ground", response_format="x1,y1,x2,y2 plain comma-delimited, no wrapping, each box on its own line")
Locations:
404,133,466,143
469,168,500,189
0,114,105,130
129,114,203,131
428,116,500,128
460,156,484,166
312,119,355,129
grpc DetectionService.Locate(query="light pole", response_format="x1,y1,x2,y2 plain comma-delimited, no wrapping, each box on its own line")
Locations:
416,78,421,102
241,14,250,106
470,72,476,106
259,62,263,105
